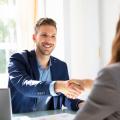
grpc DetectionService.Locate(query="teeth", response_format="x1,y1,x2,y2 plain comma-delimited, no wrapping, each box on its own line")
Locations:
43,45,51,48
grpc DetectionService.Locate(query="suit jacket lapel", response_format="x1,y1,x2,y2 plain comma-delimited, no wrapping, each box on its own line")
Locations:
29,50,39,80
50,56,57,81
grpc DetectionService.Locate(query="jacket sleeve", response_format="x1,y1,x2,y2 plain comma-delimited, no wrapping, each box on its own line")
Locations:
64,98,83,111
8,53,51,97
74,67,119,120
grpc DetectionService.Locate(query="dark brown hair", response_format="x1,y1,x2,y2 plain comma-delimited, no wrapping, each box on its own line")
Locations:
109,17,120,64
116,17,120,34
34,18,57,34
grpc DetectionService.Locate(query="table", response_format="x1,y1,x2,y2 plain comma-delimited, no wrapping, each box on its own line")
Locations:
12,109,76,120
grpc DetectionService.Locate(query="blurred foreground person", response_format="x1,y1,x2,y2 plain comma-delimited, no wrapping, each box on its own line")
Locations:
74,17,120,120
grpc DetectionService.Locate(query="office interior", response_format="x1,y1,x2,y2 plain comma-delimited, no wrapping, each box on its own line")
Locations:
0,0,120,88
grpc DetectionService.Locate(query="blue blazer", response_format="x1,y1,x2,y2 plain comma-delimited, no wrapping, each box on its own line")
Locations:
8,50,81,113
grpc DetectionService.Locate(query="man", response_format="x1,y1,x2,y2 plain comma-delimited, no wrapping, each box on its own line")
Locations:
8,18,84,113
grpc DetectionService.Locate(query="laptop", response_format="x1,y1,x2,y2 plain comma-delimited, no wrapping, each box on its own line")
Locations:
0,88,12,120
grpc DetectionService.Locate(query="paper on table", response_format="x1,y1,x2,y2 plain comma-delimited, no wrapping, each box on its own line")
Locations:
31,113,75,120
14,116,30,120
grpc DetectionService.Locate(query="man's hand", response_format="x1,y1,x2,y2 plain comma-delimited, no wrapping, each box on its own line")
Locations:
54,81,84,99
68,79,93,89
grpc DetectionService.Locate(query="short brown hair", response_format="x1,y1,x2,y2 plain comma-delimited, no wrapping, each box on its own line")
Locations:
34,18,57,34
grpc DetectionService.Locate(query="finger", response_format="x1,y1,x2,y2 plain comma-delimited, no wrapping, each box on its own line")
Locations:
82,79,93,89
66,94,76,99
63,81,82,97
68,79,84,85
69,83,84,94
64,86,80,98
68,79,81,85
72,83,84,92
67,86,82,97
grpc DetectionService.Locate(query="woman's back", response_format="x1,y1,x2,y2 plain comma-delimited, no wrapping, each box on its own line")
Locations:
74,63,120,120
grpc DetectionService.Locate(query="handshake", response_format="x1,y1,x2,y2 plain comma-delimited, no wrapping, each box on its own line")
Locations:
55,79,93,99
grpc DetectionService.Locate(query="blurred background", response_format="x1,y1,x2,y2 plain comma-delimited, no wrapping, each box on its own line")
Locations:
0,0,120,87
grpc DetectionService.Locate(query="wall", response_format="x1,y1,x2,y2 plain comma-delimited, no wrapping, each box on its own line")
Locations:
63,0,120,79
16,0,35,50
100,0,120,66
63,0,100,79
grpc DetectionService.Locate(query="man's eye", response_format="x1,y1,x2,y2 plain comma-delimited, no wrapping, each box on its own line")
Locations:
52,36,56,38
40,34,47,37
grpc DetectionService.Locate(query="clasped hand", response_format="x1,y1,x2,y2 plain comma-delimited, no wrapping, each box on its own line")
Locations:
55,79,93,99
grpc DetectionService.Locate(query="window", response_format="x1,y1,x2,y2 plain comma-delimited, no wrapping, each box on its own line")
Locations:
0,0,17,86
0,0,36,87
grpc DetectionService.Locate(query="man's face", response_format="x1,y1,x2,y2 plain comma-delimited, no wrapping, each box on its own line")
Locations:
33,25,57,56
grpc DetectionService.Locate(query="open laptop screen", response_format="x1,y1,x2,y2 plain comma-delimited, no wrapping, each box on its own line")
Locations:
0,88,12,120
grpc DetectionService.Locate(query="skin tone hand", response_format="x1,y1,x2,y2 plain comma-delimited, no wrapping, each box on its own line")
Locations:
54,81,84,99
68,79,93,108
68,79,93,89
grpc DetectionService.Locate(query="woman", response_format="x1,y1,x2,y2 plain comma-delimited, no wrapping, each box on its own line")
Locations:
74,17,120,120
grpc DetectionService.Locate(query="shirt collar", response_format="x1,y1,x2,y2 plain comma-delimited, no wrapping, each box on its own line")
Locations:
37,57,52,69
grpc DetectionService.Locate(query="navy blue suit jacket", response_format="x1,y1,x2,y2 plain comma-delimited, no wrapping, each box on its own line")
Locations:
8,50,81,113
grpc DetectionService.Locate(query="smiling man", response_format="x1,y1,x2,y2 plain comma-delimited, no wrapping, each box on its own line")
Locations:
8,18,84,113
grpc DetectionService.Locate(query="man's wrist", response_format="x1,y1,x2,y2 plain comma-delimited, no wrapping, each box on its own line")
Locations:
54,81,62,93
49,81,58,96
54,81,66,93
